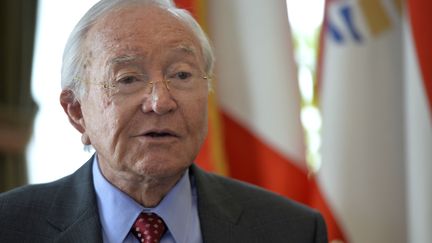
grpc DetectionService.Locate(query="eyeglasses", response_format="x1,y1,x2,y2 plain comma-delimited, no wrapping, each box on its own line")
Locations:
78,70,209,97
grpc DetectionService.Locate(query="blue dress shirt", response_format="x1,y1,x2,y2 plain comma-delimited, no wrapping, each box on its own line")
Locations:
92,156,202,243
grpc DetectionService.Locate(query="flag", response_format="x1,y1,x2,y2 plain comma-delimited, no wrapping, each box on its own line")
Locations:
405,0,432,242
207,0,308,201
318,0,409,242
174,0,229,175
175,0,308,198
175,0,345,241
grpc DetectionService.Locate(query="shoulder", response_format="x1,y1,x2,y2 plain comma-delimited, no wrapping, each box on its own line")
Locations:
198,168,318,216
0,177,67,211
0,159,95,241
0,159,89,209
0,178,67,241
192,165,328,242
0,172,77,218
0,158,94,211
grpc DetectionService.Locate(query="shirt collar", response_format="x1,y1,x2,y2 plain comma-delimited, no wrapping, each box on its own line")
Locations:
152,165,194,243
92,155,194,243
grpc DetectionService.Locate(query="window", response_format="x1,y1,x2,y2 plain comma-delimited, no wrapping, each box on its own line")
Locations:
28,0,98,183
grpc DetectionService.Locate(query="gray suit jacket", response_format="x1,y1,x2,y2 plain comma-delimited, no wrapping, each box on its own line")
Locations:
0,157,327,242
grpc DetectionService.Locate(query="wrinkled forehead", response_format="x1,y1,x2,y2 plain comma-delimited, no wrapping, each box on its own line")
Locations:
85,5,201,65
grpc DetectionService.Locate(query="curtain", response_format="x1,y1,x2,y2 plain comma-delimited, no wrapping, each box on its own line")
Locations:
0,0,38,192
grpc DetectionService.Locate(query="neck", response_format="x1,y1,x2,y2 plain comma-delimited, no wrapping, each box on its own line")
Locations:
98,160,183,208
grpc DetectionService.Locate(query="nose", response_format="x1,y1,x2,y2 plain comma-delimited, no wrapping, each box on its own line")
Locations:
142,80,177,114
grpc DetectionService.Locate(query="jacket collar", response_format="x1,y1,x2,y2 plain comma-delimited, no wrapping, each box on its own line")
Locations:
46,156,102,243
190,164,245,242
43,157,245,243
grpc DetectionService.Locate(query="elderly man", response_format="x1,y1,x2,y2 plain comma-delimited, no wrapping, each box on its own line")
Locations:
0,0,327,242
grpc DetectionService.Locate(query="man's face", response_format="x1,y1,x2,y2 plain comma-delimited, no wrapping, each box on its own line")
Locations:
76,6,208,180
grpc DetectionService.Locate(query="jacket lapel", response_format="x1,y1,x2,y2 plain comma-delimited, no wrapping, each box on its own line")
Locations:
191,165,255,243
46,157,103,243
43,159,251,242
52,210,101,243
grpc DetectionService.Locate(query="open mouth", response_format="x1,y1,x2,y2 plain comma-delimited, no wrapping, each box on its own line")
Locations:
139,129,179,139
145,132,174,137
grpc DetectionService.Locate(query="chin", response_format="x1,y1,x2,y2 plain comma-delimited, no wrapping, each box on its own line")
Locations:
132,157,191,179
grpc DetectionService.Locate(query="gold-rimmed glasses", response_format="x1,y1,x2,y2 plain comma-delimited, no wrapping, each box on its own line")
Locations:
77,70,210,97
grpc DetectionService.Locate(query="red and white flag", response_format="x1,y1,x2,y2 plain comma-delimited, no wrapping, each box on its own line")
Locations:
207,0,308,201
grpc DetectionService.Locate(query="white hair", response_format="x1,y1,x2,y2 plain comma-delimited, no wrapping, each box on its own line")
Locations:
61,0,215,100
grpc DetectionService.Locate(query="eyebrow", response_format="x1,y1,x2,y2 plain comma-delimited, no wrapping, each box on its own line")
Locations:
107,44,199,67
109,55,143,65
176,44,197,54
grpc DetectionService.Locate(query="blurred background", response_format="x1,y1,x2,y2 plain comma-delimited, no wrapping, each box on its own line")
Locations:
0,0,430,242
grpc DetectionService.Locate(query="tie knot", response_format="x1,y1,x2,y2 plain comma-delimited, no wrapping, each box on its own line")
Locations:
132,212,166,243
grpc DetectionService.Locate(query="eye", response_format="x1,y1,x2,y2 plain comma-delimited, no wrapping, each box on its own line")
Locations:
117,74,143,85
173,71,192,80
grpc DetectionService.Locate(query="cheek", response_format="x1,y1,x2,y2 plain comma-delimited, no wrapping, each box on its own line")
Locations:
81,95,132,147
184,94,208,138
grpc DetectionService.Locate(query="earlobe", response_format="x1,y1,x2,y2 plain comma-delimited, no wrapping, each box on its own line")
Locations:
60,90,86,134
81,133,91,145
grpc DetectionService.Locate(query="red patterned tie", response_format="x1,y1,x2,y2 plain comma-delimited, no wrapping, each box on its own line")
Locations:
132,212,167,243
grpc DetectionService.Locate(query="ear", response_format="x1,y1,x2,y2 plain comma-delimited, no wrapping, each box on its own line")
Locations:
60,90,86,134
